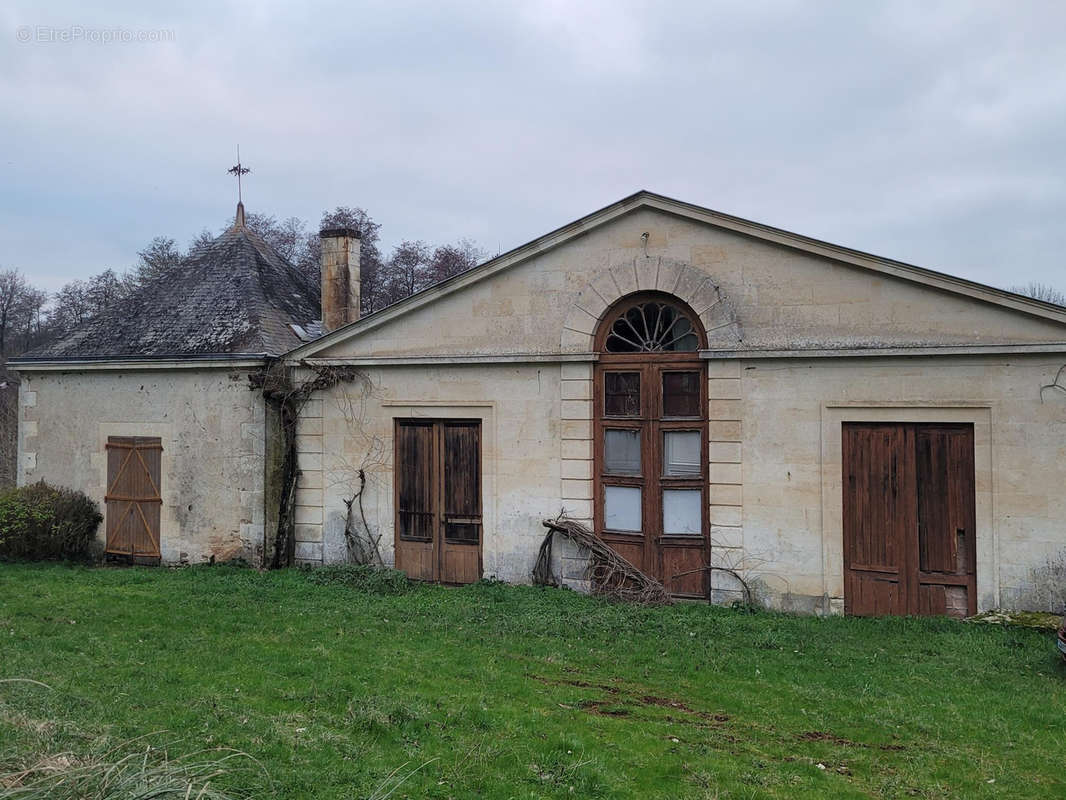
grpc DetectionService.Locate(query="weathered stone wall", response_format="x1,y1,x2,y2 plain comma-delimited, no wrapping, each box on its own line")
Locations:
738,354,1066,613
301,205,1066,613
298,354,1066,613
0,373,17,489
17,368,267,564
294,363,563,581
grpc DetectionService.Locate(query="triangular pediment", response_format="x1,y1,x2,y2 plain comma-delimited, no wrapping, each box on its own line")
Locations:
289,191,1066,362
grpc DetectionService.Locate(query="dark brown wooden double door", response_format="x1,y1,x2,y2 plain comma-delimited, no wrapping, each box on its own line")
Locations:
843,423,976,617
394,419,483,585
594,361,709,597
105,436,162,561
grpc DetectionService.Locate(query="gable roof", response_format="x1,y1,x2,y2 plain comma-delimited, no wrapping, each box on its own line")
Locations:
288,189,1066,360
15,204,321,364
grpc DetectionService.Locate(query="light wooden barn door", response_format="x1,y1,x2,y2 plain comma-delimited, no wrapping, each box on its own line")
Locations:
393,419,482,584
105,436,162,561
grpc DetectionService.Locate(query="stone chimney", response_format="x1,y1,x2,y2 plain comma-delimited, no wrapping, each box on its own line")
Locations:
319,227,361,332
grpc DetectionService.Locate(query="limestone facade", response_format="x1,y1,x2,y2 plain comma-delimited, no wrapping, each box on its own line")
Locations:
17,195,1066,613
17,367,266,565
291,201,1066,612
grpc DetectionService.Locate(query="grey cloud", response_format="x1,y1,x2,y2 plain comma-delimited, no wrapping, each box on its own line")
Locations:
2,0,1065,293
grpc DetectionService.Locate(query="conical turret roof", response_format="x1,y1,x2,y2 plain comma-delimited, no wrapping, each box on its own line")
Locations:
22,204,320,360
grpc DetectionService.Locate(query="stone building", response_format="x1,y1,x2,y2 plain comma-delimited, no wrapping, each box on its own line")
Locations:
13,191,1066,614
12,203,318,564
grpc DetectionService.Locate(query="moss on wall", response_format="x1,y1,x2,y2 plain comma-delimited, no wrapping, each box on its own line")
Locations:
0,373,18,489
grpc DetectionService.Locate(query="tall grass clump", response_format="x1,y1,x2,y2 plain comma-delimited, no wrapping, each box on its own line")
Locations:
0,744,263,799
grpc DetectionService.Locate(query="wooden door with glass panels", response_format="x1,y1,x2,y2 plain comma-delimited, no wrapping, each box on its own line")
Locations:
593,293,709,598
394,419,483,584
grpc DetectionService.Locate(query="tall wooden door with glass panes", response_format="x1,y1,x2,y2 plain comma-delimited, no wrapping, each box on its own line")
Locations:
393,419,483,585
593,294,709,598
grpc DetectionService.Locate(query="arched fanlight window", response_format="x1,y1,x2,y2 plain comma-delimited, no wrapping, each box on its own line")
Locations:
601,297,702,353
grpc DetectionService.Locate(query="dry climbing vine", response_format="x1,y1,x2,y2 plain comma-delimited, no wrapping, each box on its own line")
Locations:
534,516,756,606
343,468,384,566
251,361,364,568
535,517,674,605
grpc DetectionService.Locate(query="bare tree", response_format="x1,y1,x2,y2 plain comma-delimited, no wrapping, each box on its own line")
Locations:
242,212,310,267
0,269,27,366
358,251,388,316
49,280,92,337
47,268,138,340
427,239,485,284
85,269,127,312
13,286,49,355
386,240,432,301
133,236,183,286
319,207,382,253
222,203,482,314
1008,282,1066,306
188,228,215,253
275,216,308,264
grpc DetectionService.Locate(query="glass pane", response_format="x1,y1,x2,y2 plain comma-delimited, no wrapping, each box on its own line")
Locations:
663,371,700,417
603,301,701,352
396,421,435,541
604,372,640,416
445,522,480,543
672,332,699,351
604,429,641,475
607,315,640,352
399,511,434,542
664,315,694,351
664,431,701,476
443,422,481,517
605,486,642,532
663,489,702,535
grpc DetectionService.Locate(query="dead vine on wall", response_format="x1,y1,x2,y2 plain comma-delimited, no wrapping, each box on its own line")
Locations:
343,468,384,567
251,361,364,568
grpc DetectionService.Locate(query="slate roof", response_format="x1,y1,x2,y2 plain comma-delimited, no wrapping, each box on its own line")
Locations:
19,205,321,361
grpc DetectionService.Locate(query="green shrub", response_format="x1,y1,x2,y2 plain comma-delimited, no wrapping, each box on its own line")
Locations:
303,563,412,595
0,481,102,562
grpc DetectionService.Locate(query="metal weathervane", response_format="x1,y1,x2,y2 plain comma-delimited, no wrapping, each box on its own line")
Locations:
227,145,251,203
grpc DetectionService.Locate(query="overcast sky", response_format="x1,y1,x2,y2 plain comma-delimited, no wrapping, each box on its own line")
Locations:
2,1,1065,293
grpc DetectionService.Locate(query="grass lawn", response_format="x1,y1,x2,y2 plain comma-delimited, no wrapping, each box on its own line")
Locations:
0,564,1063,799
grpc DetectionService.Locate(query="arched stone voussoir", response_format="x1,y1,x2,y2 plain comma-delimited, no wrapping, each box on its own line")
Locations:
573,287,610,325
561,257,744,351
609,261,640,298
634,256,660,292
